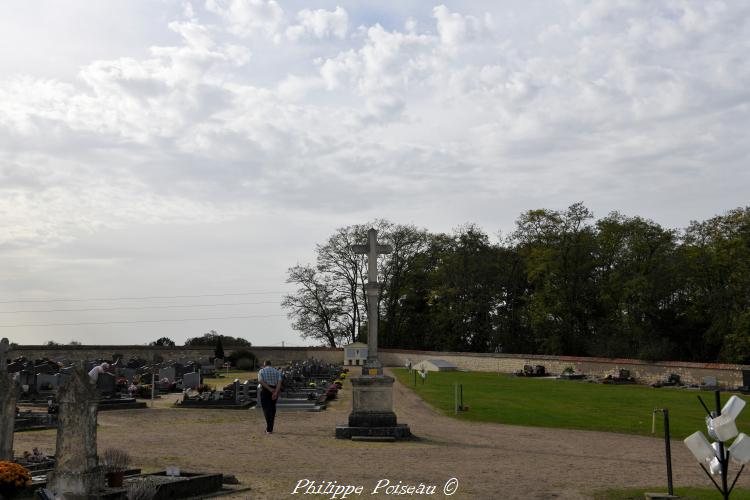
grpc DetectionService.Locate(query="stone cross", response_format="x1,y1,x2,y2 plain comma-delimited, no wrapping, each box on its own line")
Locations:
352,228,392,375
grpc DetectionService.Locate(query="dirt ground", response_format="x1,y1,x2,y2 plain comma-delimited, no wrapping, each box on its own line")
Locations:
15,370,750,500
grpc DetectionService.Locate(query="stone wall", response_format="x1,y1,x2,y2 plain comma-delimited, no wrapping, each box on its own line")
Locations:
379,349,750,388
8,344,749,388
6,345,343,365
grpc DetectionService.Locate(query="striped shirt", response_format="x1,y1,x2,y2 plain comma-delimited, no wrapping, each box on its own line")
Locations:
258,366,282,387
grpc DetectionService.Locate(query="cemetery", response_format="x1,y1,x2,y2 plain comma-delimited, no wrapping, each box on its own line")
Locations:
6,345,750,497
2,235,750,497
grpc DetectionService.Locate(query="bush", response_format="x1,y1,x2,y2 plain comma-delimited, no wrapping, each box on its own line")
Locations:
227,349,257,368
237,357,255,370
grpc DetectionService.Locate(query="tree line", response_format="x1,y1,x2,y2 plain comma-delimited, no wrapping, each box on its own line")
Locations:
282,204,750,363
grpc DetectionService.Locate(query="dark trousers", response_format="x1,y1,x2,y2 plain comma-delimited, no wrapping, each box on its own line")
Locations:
260,387,277,432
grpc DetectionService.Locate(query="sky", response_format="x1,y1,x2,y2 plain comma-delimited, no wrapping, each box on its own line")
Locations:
1,0,748,347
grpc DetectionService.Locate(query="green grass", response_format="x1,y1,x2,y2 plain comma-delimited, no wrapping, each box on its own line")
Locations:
594,486,750,499
202,371,257,390
392,369,750,439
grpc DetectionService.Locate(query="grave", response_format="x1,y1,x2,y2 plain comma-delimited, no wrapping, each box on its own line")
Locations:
413,359,457,372
183,371,201,389
1,337,18,460
701,375,719,390
95,372,147,411
335,228,410,440
46,364,102,498
14,408,58,432
36,372,61,392
175,379,255,409
515,364,547,377
602,369,635,384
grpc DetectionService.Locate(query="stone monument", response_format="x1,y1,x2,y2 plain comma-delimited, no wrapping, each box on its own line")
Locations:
335,228,410,439
47,364,102,498
0,337,17,460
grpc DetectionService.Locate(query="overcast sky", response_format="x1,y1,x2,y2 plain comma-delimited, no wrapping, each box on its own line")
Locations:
1,0,748,347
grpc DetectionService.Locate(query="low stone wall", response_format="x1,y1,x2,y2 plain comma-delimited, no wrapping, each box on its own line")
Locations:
8,344,748,388
6,345,343,365
379,349,750,388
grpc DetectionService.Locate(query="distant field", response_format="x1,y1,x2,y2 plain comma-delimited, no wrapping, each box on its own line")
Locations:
392,368,750,438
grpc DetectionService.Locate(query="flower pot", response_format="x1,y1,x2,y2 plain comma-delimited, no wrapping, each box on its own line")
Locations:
106,471,125,488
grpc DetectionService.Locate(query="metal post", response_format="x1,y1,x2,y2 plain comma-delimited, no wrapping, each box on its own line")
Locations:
151,368,156,408
663,409,674,496
453,382,458,415
716,390,729,500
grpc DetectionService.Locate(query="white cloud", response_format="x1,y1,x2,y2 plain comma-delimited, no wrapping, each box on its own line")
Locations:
206,0,285,41
286,6,348,41
1,1,750,344
433,5,494,49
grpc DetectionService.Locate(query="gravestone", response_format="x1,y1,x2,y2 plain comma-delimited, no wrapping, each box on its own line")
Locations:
336,229,410,440
159,366,176,382
36,372,61,391
183,372,201,389
118,367,136,383
46,364,102,498
95,372,117,396
0,337,18,460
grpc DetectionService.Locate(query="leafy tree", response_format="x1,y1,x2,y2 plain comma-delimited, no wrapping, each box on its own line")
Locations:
682,207,750,362
283,220,429,348
282,205,750,363
150,337,176,347
227,349,257,369
512,203,598,355
593,213,681,359
184,330,251,347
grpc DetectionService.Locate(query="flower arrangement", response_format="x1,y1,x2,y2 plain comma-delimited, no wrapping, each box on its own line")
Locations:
101,448,131,488
0,461,32,497
195,384,212,394
101,448,130,474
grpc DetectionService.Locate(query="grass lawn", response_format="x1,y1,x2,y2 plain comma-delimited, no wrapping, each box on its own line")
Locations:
594,486,750,499
392,368,750,439
202,370,257,389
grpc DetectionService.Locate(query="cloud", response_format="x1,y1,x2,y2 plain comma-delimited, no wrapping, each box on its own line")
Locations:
433,5,494,49
206,0,285,41
1,0,749,255
286,6,349,41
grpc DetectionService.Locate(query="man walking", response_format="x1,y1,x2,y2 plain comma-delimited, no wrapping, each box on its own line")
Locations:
258,360,282,433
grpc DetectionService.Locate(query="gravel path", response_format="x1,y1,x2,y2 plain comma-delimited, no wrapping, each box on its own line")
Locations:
15,371,747,499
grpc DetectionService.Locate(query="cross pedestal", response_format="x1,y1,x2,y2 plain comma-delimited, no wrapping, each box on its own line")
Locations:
336,229,410,440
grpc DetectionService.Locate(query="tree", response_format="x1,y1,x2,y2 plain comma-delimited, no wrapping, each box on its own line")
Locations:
593,212,681,359
682,207,750,362
150,337,176,347
513,203,598,355
184,330,251,347
281,265,348,347
214,336,225,359
283,220,429,348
